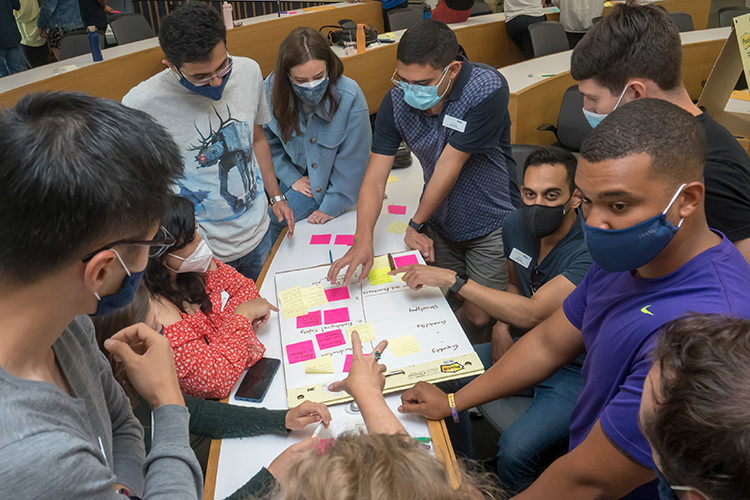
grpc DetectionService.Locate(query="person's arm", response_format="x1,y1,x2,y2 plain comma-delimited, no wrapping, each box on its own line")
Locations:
254,124,295,237
399,306,585,419
263,125,304,191
328,333,405,435
36,0,56,28
395,263,576,330
317,92,372,218
207,260,260,310
327,93,401,284
514,421,656,500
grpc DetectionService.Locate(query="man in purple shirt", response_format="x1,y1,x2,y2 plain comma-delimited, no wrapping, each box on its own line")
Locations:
398,98,750,500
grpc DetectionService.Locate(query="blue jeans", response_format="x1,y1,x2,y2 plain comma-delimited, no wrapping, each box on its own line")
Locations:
495,361,584,493
267,183,321,244
0,46,25,77
224,226,274,282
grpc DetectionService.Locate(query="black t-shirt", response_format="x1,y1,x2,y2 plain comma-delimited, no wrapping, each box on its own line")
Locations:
698,109,750,242
78,0,108,31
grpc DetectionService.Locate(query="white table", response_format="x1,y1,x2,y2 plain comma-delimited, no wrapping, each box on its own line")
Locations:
210,159,446,500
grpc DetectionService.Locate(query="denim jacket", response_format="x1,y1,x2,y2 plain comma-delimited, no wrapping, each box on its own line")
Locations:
263,74,371,217
38,0,83,31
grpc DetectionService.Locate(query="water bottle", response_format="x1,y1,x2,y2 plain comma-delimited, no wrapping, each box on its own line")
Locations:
356,23,366,54
87,26,103,62
222,2,234,30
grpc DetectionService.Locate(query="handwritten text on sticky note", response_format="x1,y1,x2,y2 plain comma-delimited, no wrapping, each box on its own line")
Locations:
368,267,393,286
296,310,322,329
346,323,377,343
389,335,421,358
316,329,346,350
301,285,328,309
279,285,308,319
286,340,316,364
324,307,350,325
305,355,334,373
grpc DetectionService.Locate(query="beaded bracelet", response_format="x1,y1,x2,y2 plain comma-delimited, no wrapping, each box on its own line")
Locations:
448,393,460,424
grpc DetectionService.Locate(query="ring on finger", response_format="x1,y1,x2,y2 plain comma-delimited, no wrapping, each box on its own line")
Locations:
373,350,382,362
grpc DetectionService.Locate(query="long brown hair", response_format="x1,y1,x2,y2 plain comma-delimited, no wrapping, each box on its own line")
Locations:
271,27,344,142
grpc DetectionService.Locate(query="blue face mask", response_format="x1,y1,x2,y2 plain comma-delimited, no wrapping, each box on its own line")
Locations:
291,74,329,107
580,184,686,273
178,68,232,101
91,249,145,317
582,84,628,128
395,65,451,111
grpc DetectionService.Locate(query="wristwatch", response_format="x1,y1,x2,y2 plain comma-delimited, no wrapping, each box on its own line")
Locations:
269,194,288,206
408,219,426,233
450,270,469,294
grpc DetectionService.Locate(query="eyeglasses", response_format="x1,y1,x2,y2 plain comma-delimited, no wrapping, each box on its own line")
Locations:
390,66,450,93
177,53,233,87
670,486,711,500
81,226,176,263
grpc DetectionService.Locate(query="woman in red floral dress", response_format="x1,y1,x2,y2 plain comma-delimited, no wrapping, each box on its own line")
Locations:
145,195,278,399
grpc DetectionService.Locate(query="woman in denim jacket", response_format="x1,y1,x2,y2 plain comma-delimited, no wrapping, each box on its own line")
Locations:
37,0,83,58
263,27,371,242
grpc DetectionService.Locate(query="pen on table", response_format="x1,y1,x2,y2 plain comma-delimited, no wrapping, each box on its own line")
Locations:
329,250,333,264
312,421,325,438
385,370,405,378
387,253,396,272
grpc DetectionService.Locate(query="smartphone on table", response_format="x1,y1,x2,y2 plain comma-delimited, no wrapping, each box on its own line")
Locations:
234,357,280,403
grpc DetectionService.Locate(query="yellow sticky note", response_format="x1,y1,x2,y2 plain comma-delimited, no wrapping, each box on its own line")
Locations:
372,255,390,269
389,334,421,358
278,285,308,319
301,285,328,309
304,355,334,374
346,323,377,343
387,175,400,184
386,221,408,234
368,267,394,286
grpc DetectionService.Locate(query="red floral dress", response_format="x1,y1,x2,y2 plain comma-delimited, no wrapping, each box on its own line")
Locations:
163,259,266,399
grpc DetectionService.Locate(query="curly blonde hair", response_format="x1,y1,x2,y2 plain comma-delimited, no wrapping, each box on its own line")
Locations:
270,433,505,500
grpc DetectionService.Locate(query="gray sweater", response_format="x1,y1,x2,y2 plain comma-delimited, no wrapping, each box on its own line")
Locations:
0,315,203,499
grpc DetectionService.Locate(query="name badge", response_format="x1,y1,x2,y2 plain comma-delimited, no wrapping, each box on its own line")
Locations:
220,291,230,311
442,115,467,133
509,248,532,269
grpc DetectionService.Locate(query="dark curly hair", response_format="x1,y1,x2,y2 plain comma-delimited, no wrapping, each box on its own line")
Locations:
158,0,227,68
144,195,212,314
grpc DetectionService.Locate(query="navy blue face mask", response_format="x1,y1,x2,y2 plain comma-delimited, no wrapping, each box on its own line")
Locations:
290,74,329,107
580,184,686,273
178,68,232,101
91,249,145,317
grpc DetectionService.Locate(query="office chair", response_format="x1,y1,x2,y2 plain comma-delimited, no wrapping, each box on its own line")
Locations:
537,85,593,153
59,31,105,60
718,6,750,28
110,14,155,45
528,21,569,58
668,12,694,32
387,8,423,31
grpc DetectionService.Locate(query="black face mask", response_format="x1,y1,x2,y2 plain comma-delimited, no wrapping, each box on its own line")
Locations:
521,196,571,239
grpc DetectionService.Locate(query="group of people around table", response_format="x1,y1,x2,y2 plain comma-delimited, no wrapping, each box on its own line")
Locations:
1,0,750,499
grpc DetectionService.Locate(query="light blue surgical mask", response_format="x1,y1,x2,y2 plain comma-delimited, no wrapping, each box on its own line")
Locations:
290,73,329,107
91,249,145,317
580,184,686,273
178,67,232,101
392,65,452,111
582,84,629,128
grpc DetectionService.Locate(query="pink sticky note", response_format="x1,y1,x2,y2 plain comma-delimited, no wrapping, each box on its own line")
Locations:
324,286,350,302
296,310,322,329
316,329,346,350
394,254,419,268
343,354,353,373
388,205,407,215
334,234,354,246
286,340,316,364
310,234,332,245
324,307,350,325
343,353,369,373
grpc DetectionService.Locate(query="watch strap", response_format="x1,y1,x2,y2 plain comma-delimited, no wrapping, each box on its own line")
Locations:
449,271,468,293
269,194,287,205
408,219,426,233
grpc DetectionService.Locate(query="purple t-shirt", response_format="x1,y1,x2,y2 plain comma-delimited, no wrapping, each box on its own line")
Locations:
563,234,750,494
